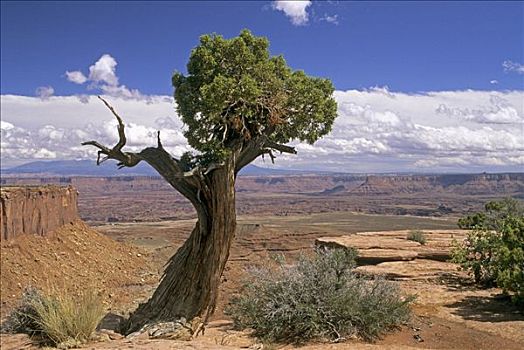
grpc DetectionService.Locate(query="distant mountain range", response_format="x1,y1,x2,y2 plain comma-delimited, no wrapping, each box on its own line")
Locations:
1,159,312,177
3,160,523,180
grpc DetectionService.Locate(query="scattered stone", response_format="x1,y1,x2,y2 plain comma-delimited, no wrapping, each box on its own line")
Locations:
124,317,205,342
148,320,193,340
91,332,111,342
98,329,124,340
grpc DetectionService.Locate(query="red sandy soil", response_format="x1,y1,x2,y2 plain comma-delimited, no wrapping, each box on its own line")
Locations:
0,220,155,319
1,215,523,349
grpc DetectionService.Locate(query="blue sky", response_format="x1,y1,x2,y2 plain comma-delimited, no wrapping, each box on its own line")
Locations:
2,1,523,95
1,1,523,172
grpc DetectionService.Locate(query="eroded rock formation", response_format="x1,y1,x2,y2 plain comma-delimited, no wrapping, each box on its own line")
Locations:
353,173,524,195
0,185,78,241
316,230,470,281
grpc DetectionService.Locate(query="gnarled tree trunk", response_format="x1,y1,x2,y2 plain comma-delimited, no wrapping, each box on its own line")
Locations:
124,158,237,333
82,97,297,334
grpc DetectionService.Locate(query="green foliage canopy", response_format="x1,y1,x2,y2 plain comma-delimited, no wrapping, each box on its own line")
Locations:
172,30,337,162
458,197,523,231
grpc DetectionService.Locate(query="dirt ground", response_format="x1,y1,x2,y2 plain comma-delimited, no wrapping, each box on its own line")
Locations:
1,212,523,349
0,220,155,319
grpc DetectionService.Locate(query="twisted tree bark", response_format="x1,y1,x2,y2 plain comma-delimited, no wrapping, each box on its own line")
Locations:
124,159,237,333
83,97,296,334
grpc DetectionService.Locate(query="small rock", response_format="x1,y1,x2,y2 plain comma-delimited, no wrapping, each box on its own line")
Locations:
92,332,111,342
146,319,194,341
98,329,124,340
413,334,424,343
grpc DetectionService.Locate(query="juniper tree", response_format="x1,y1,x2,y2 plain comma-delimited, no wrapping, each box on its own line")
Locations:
83,30,337,332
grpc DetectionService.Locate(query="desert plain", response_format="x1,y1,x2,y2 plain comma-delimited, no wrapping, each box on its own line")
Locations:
1,172,523,349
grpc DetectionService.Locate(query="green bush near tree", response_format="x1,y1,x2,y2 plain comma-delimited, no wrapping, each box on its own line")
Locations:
452,198,524,305
226,248,414,344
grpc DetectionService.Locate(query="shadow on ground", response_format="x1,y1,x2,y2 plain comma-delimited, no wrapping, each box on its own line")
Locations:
447,295,523,322
437,272,477,292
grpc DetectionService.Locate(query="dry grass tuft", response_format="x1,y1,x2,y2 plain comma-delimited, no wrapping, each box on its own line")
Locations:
3,286,105,349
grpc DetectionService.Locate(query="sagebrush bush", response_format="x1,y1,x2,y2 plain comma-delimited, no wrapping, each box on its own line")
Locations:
452,198,524,304
226,248,413,343
2,286,105,348
407,230,426,245
1,287,43,335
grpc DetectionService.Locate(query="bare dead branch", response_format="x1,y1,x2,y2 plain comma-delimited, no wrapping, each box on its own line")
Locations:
98,96,127,150
81,98,201,199
263,140,297,154
157,131,163,149
266,149,276,164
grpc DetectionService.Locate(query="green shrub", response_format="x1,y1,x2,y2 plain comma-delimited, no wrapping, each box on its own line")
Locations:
458,197,523,230
226,248,414,343
407,230,426,245
452,198,524,304
1,287,44,335
2,286,105,348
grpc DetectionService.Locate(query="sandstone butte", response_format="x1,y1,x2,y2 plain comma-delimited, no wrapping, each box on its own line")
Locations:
0,185,153,319
0,185,78,241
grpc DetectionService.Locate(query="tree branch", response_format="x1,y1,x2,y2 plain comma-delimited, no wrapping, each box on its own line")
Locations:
98,96,127,151
263,140,297,155
261,149,276,164
234,136,297,174
81,97,204,206
81,96,141,168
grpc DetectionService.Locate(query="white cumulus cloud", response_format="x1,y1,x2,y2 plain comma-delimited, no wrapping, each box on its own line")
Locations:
1,120,15,131
87,54,119,86
272,0,312,26
503,60,524,74
64,54,148,101
65,70,88,84
435,95,523,124
0,94,190,168
35,86,54,100
320,14,339,25
1,89,523,172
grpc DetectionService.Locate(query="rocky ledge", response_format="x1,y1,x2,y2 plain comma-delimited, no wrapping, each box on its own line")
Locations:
0,185,79,241
316,229,467,280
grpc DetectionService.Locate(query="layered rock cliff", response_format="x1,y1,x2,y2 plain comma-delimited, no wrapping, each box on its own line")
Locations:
0,185,78,241
352,173,524,195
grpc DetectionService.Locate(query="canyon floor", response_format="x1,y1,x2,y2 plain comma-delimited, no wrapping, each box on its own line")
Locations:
1,211,523,349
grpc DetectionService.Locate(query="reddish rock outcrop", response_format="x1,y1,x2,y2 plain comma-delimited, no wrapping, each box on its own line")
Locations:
0,185,78,241
352,173,524,195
